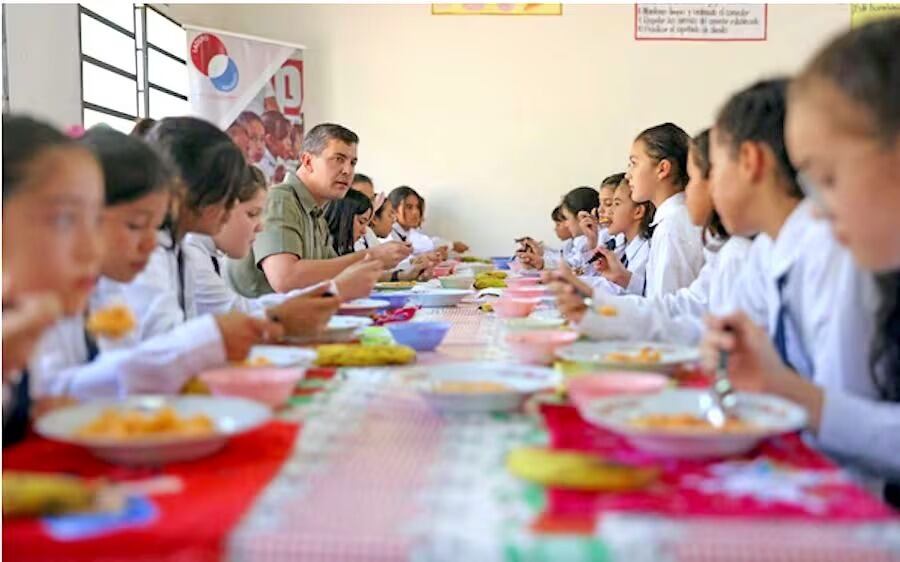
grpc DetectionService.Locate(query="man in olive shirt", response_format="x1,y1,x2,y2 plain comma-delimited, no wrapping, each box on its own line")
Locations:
229,123,410,297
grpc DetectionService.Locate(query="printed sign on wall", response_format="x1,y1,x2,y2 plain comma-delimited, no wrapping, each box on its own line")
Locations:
635,4,767,41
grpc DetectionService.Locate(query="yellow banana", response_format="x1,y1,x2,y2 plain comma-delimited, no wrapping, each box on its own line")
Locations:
3,472,97,518
506,447,659,491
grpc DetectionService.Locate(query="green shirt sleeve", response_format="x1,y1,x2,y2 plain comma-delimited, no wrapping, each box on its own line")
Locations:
252,187,306,266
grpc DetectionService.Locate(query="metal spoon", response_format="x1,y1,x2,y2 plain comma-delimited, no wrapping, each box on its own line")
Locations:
705,348,737,428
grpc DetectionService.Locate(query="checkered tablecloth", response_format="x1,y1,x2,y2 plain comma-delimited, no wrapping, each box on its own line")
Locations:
225,303,900,562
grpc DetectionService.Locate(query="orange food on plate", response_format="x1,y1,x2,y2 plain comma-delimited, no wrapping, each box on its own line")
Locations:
630,413,754,432
76,407,215,439
605,347,662,364
597,305,618,317
433,380,511,394
86,305,136,340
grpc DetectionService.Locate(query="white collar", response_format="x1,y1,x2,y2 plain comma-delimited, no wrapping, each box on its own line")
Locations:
770,199,815,280
650,192,686,227
185,233,219,257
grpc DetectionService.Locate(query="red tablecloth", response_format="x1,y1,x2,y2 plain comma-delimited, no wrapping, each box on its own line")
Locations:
536,403,896,531
3,420,300,562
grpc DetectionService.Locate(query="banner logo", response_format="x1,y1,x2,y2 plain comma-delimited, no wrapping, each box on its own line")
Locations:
190,33,239,92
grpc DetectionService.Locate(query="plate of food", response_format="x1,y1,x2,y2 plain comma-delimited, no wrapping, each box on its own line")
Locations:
338,298,392,316
401,361,560,414
556,341,700,372
577,389,807,458
35,396,271,466
246,345,317,368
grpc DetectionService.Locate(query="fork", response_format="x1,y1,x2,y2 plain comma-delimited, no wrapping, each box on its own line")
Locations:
705,348,737,428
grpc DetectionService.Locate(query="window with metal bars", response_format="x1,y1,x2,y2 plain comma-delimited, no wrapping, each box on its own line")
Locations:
79,2,188,133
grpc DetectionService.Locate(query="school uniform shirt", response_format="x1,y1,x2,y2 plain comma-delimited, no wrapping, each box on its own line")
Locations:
391,224,436,255
28,280,226,399
542,238,574,270
726,201,898,481
579,230,626,277
118,230,197,342
183,234,320,317
583,235,652,297
579,236,753,344
354,227,380,252
626,192,704,298
257,148,280,183
563,235,592,271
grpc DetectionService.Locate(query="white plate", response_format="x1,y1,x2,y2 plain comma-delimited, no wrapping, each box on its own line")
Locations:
339,298,391,315
407,289,473,308
403,361,560,414
557,341,700,372
578,389,807,459
35,396,272,466
248,345,317,367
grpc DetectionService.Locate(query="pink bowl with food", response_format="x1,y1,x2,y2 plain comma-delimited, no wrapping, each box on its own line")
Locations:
505,330,579,365
566,372,669,412
493,297,541,319
199,367,306,408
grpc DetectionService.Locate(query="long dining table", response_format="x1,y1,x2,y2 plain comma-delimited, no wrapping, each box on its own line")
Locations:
4,296,900,562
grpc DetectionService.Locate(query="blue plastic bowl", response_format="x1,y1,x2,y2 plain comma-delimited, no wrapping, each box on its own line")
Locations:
370,292,411,309
386,321,451,351
491,256,512,270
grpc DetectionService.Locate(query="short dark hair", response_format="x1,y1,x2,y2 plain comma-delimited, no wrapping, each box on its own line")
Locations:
600,173,625,190
690,128,728,244
551,204,565,223
793,18,899,145
561,186,599,216
324,188,373,256
353,173,373,185
715,78,802,198
235,166,268,203
302,123,359,156
145,116,247,212
80,125,173,207
635,123,691,189
2,114,81,201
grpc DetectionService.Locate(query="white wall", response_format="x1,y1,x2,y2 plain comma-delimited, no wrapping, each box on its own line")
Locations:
157,5,855,255
4,4,82,128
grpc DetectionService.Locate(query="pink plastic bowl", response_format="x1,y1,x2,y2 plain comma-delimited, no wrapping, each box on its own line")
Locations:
505,330,579,365
199,367,306,408
506,286,548,299
493,298,540,319
506,277,541,289
566,372,669,412
433,264,455,278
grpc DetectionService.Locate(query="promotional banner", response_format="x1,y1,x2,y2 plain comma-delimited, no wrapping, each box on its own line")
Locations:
186,27,305,185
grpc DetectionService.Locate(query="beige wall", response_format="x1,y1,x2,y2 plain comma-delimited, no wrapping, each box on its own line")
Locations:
167,3,850,256
4,4,82,128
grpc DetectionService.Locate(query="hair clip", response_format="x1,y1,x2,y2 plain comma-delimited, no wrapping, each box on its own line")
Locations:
65,125,86,139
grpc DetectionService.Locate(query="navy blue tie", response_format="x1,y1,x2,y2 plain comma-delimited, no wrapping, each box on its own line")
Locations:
773,271,794,369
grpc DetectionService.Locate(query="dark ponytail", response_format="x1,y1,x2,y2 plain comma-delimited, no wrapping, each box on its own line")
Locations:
561,186,599,216
691,129,729,244
634,123,691,189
